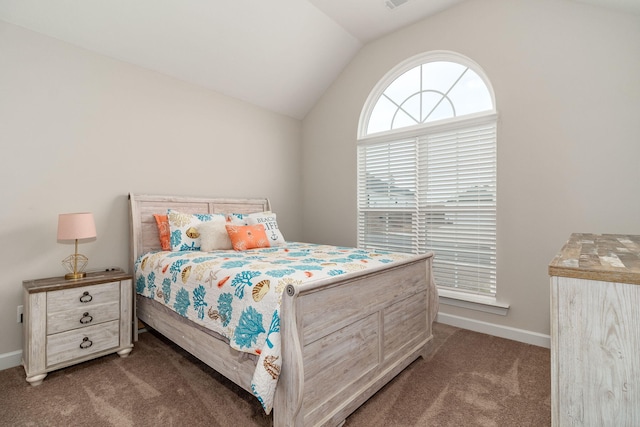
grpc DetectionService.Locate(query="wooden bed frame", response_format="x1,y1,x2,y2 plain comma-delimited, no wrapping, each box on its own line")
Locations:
129,193,438,426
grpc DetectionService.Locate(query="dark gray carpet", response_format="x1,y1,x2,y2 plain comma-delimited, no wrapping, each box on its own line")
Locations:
0,323,550,426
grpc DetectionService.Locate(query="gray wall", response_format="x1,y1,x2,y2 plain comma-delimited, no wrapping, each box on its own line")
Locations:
0,22,303,356
301,0,640,338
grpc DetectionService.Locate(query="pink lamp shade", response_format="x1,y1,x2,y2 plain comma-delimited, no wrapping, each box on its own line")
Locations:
57,213,97,241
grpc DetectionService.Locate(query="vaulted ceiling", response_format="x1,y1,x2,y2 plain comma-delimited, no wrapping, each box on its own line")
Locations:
1,0,638,119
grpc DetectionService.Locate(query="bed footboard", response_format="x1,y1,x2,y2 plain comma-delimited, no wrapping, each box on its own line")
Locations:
274,253,436,426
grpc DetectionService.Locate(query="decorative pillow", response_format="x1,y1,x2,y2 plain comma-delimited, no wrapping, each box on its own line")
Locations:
199,216,233,251
153,214,171,251
167,210,223,251
226,213,248,225
246,212,286,246
225,224,270,251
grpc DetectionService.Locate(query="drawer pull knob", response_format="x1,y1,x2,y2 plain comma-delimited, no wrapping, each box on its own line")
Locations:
80,312,93,324
79,337,93,349
79,291,93,303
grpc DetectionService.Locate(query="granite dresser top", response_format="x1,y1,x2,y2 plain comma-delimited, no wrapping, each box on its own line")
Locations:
549,233,640,285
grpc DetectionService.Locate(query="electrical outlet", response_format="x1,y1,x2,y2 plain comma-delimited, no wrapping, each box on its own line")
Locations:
17,305,23,323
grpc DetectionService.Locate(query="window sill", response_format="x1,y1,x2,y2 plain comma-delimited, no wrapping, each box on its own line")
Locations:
437,288,509,316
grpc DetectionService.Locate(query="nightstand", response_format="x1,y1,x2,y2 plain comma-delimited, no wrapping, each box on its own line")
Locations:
22,269,133,386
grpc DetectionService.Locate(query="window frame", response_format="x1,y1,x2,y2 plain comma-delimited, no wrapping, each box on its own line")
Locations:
358,51,497,139
357,51,505,312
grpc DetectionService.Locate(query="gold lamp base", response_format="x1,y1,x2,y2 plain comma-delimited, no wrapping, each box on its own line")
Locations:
62,252,89,281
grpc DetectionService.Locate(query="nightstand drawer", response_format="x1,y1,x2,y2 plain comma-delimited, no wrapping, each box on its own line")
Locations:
47,281,120,313
47,320,120,366
47,301,120,334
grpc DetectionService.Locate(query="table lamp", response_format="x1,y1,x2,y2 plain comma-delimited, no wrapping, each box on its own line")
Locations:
57,212,97,279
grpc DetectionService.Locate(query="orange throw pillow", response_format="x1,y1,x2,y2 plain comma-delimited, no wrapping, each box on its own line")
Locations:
153,214,171,251
225,224,270,251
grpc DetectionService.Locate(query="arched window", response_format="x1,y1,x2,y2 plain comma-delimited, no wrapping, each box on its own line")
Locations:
357,51,497,297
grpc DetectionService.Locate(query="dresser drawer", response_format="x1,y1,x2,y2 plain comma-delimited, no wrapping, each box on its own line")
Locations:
47,301,120,334
47,320,120,366
47,281,120,313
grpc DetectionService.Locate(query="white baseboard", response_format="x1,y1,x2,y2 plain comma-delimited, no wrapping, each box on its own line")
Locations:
437,312,551,349
0,349,22,371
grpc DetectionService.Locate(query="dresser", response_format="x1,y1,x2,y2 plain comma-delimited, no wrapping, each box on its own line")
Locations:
549,234,640,426
22,269,133,385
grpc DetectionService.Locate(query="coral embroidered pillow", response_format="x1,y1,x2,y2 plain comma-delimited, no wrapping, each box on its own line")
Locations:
225,224,270,251
246,212,285,246
153,214,171,251
167,210,223,251
199,216,233,251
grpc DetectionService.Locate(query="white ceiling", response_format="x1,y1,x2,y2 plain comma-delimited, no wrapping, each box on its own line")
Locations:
1,0,638,119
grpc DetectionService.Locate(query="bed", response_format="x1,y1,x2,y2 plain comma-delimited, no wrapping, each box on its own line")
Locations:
129,193,438,426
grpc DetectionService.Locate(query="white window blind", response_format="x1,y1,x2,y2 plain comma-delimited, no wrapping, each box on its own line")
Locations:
357,121,497,295
357,139,419,253
419,122,497,295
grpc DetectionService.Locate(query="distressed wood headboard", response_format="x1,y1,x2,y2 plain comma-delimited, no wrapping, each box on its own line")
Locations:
128,193,270,270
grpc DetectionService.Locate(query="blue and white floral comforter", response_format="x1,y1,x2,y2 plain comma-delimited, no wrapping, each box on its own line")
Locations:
134,242,413,413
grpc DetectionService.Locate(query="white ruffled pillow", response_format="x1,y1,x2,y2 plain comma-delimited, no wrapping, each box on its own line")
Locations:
199,216,233,251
